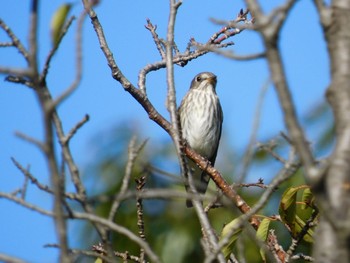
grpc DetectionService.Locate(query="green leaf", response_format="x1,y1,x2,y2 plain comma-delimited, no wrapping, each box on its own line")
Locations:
50,3,72,47
256,218,270,242
279,186,298,231
220,218,243,259
256,218,271,262
301,187,314,209
254,148,269,161
94,258,103,263
279,186,316,242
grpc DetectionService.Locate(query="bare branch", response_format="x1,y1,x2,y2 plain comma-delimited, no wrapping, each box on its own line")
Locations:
0,67,32,77
256,140,287,164
236,179,270,189
0,42,14,47
92,243,150,263
0,254,26,263
72,212,161,263
52,110,107,241
40,16,76,84
285,207,319,262
197,45,265,61
11,157,79,201
145,19,166,59
28,0,39,81
0,18,29,61
15,131,45,151
46,243,114,263
52,11,86,107
138,9,249,93
64,114,90,144
108,137,147,220
0,192,54,217
209,9,253,44
4,75,34,87
135,176,147,262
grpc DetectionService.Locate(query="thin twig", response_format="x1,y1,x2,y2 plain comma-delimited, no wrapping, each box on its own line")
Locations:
15,131,45,151
52,10,86,107
257,141,287,164
285,207,318,262
92,243,150,263
40,16,75,84
4,75,33,87
72,211,161,263
28,0,39,81
197,44,265,61
0,192,54,216
138,10,249,93
0,18,29,61
64,114,90,144
236,179,270,189
11,157,80,201
0,42,14,47
209,9,253,44
108,137,148,221
135,176,147,262
20,165,30,200
145,19,166,59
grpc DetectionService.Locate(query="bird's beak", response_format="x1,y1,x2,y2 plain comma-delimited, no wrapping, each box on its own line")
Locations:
207,76,217,86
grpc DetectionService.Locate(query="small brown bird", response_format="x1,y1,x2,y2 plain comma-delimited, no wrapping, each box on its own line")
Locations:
178,72,223,207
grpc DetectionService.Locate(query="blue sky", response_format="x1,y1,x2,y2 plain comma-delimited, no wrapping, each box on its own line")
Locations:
0,0,329,262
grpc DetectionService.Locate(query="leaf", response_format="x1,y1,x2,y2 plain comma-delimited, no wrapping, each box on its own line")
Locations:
254,148,269,161
220,218,244,259
279,186,298,231
94,258,103,263
279,186,316,242
256,217,270,242
301,187,314,209
50,3,72,47
256,218,271,262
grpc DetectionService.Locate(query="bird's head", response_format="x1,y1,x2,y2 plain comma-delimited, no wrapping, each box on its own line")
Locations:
190,72,217,90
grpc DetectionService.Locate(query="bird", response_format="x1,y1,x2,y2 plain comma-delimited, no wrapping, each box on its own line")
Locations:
178,72,223,207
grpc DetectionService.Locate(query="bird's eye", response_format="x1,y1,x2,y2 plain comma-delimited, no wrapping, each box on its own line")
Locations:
196,76,202,82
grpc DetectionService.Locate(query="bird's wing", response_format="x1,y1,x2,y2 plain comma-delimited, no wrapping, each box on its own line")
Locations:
200,102,223,193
